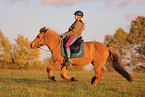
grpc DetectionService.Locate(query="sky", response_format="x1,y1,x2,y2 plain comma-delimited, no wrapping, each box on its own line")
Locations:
0,0,145,70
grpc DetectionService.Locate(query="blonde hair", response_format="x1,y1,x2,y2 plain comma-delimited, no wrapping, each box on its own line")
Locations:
81,20,85,30
77,17,85,30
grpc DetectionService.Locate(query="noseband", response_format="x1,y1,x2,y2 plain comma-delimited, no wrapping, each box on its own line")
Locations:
35,32,46,48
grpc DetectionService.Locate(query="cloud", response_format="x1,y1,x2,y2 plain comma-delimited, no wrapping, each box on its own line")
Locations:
118,0,145,8
118,0,134,8
9,0,31,3
3,0,96,6
104,0,120,7
41,0,79,6
127,13,143,23
4,0,39,5
104,0,145,8
3,0,145,7
41,0,98,6
136,0,145,5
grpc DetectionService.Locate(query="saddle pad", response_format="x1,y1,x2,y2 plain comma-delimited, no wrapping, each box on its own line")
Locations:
61,41,84,58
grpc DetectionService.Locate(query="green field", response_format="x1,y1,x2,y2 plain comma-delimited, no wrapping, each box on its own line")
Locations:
0,69,145,97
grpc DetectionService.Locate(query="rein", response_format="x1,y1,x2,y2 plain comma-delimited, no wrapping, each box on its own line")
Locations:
38,32,62,52
39,47,50,51
51,36,62,52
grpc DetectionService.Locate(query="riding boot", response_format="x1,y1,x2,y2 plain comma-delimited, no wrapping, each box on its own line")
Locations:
62,57,70,67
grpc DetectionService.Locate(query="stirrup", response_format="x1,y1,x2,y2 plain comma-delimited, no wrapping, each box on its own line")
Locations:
61,58,70,66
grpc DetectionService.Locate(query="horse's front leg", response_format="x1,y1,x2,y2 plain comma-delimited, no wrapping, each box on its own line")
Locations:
61,66,78,82
47,61,61,81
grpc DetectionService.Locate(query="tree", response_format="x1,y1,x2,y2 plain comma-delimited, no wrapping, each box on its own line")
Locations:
69,65,85,71
40,57,54,70
104,16,145,73
127,16,145,72
104,28,130,72
0,31,41,70
12,35,41,69
0,31,12,68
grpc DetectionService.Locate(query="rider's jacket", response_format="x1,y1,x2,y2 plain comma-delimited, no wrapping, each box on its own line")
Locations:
64,20,84,38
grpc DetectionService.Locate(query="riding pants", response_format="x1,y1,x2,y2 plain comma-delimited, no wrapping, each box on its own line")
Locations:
65,37,77,58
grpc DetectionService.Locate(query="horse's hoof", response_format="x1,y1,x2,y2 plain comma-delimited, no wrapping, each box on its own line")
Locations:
71,77,78,82
51,76,56,82
91,76,96,84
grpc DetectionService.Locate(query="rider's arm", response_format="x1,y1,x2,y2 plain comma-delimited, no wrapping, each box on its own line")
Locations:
63,21,83,38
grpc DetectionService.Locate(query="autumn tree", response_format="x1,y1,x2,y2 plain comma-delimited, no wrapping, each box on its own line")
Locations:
0,31,12,68
127,16,145,72
69,65,85,71
40,57,54,70
0,31,41,70
104,28,130,72
104,16,145,73
11,35,41,69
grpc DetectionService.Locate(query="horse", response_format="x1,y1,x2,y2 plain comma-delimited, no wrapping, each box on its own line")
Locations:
30,27,133,86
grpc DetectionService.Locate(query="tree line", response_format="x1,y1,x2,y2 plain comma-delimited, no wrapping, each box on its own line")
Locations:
104,16,145,73
0,33,41,70
0,16,144,72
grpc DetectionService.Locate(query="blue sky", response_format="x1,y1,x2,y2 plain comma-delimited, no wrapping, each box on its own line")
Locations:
0,0,145,63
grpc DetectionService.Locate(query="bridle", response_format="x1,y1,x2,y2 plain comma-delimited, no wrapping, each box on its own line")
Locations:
35,32,62,52
37,32,46,45
34,32,46,48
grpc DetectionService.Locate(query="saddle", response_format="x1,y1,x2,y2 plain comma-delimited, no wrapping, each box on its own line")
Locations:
61,37,84,58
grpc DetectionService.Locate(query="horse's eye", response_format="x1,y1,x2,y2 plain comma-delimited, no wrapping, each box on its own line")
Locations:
37,36,40,38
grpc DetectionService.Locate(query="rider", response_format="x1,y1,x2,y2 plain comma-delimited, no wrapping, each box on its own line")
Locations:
61,10,85,66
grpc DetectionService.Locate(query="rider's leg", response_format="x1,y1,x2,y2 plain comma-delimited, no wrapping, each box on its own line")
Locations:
66,37,77,57
63,37,77,65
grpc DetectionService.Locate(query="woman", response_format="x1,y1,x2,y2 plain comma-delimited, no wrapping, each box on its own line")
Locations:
62,10,85,66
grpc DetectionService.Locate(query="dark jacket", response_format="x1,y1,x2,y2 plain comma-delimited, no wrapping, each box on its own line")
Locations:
64,20,84,38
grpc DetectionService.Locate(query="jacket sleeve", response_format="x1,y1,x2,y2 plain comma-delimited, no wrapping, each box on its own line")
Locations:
64,21,82,37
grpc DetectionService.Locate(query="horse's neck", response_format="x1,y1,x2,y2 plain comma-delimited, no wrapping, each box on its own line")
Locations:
45,30,60,51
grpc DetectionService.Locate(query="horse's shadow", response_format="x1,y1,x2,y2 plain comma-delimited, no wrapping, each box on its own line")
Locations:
0,77,54,85
0,77,76,85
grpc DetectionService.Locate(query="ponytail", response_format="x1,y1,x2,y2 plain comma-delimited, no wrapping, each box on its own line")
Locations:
81,20,85,30
77,18,85,30
80,19,86,30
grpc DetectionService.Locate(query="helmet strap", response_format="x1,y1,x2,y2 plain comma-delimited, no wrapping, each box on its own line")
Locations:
76,16,81,20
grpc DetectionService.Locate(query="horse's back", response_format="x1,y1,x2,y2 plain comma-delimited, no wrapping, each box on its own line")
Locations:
70,41,109,66
84,41,108,51
84,41,109,60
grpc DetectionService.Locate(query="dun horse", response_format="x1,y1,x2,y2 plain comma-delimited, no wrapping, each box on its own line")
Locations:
30,27,133,86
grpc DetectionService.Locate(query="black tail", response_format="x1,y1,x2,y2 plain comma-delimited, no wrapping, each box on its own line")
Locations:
108,47,133,82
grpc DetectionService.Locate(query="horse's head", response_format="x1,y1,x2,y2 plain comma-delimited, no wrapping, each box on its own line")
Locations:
30,27,47,49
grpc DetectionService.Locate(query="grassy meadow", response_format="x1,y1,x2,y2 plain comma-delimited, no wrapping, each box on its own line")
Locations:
0,69,145,97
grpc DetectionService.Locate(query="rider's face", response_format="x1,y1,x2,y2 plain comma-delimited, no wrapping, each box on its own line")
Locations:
74,15,81,20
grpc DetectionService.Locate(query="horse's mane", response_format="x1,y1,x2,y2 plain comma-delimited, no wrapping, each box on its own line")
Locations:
46,28,60,36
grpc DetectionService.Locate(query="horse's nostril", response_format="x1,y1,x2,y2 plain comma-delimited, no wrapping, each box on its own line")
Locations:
30,44,32,48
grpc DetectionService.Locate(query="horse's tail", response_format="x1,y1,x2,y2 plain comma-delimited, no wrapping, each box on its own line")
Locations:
108,47,133,82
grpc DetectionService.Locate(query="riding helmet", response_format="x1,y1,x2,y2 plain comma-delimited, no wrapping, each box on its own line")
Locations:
74,10,84,18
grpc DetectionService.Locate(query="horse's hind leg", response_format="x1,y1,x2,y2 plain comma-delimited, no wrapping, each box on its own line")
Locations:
61,66,77,82
91,61,106,86
47,61,61,81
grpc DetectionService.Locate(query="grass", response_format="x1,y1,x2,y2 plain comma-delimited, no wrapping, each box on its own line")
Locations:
0,69,145,97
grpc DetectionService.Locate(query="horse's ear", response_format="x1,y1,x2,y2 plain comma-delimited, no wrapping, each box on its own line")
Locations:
40,27,46,33
46,28,49,32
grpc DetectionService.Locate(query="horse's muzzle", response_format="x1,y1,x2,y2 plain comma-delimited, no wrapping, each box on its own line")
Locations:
30,43,36,49
30,43,40,49
30,43,33,48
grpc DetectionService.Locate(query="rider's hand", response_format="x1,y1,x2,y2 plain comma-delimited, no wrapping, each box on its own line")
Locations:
60,35,63,38
60,34,64,38
60,34,65,38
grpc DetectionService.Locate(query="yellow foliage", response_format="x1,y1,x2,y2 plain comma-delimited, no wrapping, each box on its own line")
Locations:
0,31,42,70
